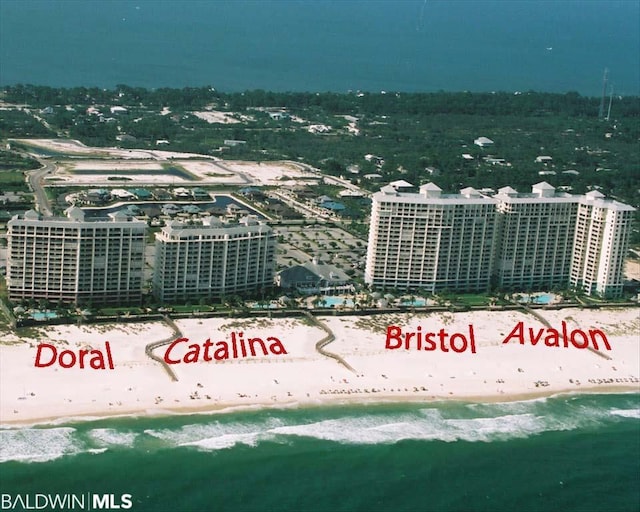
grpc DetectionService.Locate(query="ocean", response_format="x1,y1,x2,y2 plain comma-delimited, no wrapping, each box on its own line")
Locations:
1,393,639,512
0,0,638,96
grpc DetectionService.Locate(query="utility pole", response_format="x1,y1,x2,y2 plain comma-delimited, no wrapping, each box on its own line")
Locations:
598,68,608,119
606,84,614,121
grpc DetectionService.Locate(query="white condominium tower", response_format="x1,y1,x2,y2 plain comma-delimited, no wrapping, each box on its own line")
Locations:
153,216,275,303
493,182,578,291
7,207,146,305
365,183,497,293
365,182,635,297
570,190,635,298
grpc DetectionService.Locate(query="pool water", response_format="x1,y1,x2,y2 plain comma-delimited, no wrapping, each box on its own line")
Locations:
30,311,58,321
318,296,354,307
400,298,427,307
518,293,555,305
532,293,554,305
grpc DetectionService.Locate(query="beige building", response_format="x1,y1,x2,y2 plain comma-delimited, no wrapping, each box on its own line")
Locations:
570,191,635,298
7,208,146,305
153,216,275,303
365,183,497,293
493,182,579,291
365,182,635,297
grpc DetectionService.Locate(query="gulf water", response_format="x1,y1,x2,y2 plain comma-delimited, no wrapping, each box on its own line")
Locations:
1,0,638,96
1,393,639,511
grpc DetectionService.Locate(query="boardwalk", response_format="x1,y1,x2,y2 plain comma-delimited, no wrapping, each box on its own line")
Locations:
517,303,612,360
144,315,182,381
304,311,357,373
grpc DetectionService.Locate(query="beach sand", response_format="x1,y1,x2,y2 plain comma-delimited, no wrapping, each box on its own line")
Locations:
1,308,638,426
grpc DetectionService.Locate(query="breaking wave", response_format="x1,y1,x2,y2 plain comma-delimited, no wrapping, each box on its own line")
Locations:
1,394,637,463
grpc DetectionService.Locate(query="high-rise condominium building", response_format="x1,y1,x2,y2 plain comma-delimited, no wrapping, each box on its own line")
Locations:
365,183,497,293
570,190,635,298
7,208,146,305
365,182,635,297
153,216,275,302
493,182,579,291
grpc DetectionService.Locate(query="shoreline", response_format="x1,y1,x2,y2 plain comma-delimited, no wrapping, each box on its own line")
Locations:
2,308,638,429
2,386,638,429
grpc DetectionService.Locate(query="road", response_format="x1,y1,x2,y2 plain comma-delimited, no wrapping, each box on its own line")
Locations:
27,160,55,217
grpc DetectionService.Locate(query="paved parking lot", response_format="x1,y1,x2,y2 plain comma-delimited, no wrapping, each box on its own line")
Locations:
273,224,367,280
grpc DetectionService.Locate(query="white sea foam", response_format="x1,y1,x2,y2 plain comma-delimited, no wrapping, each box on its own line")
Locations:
609,408,640,419
181,432,262,450
466,397,550,416
87,448,108,455
269,410,549,444
142,401,636,449
88,428,137,448
4,399,637,462
143,417,284,450
0,427,81,463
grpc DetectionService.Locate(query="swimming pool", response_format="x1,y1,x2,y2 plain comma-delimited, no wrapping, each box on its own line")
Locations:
400,298,427,307
30,311,58,321
318,296,354,308
518,293,555,305
532,293,554,305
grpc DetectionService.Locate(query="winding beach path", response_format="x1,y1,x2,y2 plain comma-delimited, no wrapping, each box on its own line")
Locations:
519,304,612,360
145,316,182,381
304,311,357,373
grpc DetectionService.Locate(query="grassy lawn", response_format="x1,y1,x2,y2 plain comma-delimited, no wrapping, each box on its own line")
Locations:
98,306,145,316
172,304,215,313
454,293,494,306
0,170,24,183
0,169,29,193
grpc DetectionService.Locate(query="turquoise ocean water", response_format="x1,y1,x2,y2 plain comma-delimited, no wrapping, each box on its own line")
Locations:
1,393,639,512
0,0,639,96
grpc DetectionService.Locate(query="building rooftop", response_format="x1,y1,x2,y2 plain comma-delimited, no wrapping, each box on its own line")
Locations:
278,259,350,286
10,208,145,225
375,183,496,206
157,216,272,240
495,182,576,203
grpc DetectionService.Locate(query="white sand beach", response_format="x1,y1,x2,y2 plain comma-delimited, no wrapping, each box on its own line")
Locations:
1,308,638,426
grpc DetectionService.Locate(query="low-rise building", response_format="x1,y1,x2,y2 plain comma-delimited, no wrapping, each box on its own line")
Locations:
474,136,494,147
276,259,351,295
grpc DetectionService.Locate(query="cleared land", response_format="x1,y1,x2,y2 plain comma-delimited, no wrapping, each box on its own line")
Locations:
17,139,324,187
